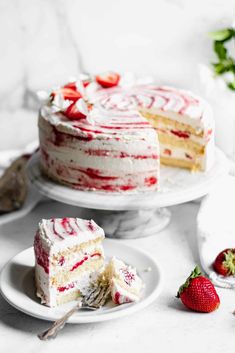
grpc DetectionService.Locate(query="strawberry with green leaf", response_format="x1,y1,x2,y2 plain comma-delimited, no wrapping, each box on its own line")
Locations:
213,248,235,276
177,266,220,313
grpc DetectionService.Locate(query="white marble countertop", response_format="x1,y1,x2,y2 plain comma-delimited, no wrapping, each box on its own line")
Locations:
0,200,234,353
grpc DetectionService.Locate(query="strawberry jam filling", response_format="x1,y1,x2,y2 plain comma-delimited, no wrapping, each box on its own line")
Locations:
170,130,190,139
70,252,102,272
34,232,49,274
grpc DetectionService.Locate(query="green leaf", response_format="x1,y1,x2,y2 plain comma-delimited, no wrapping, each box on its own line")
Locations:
212,62,228,74
208,28,235,42
227,81,235,90
212,57,235,75
177,265,203,298
214,41,227,60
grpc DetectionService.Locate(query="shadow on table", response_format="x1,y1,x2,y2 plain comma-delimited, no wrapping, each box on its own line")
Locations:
0,293,103,337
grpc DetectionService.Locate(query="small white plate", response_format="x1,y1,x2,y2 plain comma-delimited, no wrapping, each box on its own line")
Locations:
0,239,163,323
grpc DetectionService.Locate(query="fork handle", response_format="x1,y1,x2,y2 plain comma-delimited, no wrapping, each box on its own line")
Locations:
38,300,82,340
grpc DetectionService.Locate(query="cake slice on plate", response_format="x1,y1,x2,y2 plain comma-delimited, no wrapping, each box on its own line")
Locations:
34,217,105,307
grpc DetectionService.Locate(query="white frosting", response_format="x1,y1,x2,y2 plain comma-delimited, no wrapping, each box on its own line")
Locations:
39,110,160,193
91,84,214,132
38,218,104,253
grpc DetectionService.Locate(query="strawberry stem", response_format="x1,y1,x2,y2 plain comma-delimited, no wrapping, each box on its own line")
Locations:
177,265,202,298
223,250,235,275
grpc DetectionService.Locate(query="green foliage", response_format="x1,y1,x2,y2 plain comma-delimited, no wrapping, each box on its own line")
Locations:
209,27,235,91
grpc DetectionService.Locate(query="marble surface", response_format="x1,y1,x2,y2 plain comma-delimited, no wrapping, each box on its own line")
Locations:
1,200,235,353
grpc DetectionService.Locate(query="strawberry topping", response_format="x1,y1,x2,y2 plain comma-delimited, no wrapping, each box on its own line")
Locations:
51,87,82,103
96,71,120,88
63,102,87,120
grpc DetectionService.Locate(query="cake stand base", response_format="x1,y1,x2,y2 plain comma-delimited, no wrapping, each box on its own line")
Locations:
88,208,171,239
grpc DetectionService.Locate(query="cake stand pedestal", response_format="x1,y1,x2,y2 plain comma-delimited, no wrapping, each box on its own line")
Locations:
27,148,229,239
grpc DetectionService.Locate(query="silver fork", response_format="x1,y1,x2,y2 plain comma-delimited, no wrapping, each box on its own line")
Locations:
38,283,110,341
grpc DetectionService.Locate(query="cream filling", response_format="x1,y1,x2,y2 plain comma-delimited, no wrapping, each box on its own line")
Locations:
160,144,198,162
155,122,210,145
160,134,215,171
50,244,104,276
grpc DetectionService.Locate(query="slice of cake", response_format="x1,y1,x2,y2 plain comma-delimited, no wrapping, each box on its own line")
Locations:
102,257,143,304
34,217,105,307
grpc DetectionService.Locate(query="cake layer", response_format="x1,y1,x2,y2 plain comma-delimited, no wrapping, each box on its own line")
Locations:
161,156,201,170
158,133,205,153
142,113,207,138
35,265,98,307
51,256,104,287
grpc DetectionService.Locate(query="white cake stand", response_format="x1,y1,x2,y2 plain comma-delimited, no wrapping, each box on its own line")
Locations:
27,148,229,239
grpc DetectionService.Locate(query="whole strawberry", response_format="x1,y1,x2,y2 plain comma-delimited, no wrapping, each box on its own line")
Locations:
177,265,220,313
213,248,235,276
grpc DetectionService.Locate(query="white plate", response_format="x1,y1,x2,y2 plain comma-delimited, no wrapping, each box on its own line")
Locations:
27,148,229,210
0,239,163,323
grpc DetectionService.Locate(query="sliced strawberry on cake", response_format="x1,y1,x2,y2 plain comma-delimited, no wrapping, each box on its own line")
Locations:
96,71,120,88
51,87,82,103
63,99,89,120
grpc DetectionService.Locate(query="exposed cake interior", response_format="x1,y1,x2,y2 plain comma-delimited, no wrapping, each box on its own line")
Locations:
34,217,105,307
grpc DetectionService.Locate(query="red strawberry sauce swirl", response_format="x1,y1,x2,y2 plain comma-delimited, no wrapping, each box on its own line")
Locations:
34,232,50,274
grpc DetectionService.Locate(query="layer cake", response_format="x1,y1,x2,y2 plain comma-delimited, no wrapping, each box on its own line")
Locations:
38,73,214,193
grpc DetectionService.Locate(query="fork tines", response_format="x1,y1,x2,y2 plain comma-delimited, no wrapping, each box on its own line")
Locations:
84,284,111,308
